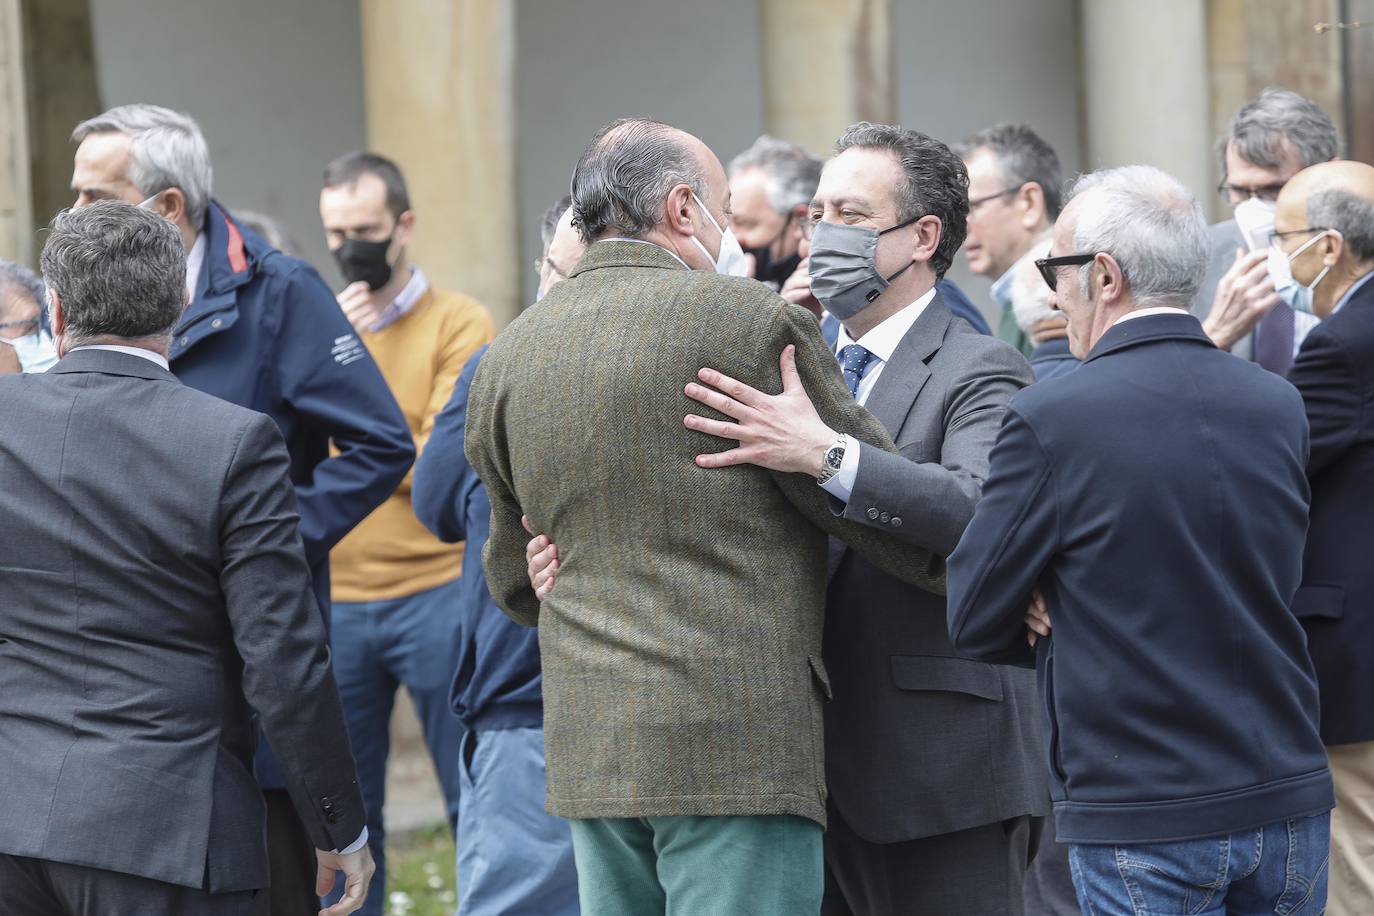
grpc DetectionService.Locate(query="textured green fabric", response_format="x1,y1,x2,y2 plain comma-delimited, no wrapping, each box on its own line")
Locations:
465,240,944,826
569,815,823,916
997,305,1035,358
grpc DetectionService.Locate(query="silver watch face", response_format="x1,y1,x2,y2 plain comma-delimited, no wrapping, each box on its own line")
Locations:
825,444,845,471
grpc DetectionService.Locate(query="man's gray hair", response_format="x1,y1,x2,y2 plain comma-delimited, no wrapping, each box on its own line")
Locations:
835,122,969,280
72,104,213,228
540,194,572,251
570,118,708,244
1221,88,1339,178
1308,189,1374,263
41,201,186,346
958,122,1064,218
729,135,822,213
1067,165,1208,308
0,258,47,313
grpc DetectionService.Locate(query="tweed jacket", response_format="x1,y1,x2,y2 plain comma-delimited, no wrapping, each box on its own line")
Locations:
465,240,944,826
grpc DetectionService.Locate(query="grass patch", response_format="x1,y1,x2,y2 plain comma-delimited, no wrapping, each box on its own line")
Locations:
382,821,457,916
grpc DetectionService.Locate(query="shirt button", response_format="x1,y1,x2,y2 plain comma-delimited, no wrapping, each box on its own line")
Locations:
211,318,223,329
866,508,880,521
879,511,890,524
891,516,903,528
179,337,189,347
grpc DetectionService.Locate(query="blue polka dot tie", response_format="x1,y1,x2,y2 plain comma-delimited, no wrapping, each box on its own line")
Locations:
838,344,874,396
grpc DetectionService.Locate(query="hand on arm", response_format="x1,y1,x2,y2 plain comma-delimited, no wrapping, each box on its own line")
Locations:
336,282,380,335
779,257,823,319
1203,249,1278,351
524,515,559,599
1025,588,1052,647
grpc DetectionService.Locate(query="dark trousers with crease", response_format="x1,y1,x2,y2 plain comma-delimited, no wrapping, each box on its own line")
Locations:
821,799,1042,916
0,853,265,916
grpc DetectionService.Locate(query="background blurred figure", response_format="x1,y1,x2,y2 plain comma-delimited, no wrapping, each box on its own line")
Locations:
958,123,1064,357
949,165,1332,914
0,259,57,374
410,196,588,916
536,196,586,300
69,103,415,916
235,209,305,258
728,135,819,289
1196,88,1339,369
319,151,494,916
1274,160,1374,916
1010,240,1077,382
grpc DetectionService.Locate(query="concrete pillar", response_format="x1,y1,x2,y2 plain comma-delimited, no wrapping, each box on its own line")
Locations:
760,0,893,155
360,0,519,326
0,0,30,264
1080,0,1214,214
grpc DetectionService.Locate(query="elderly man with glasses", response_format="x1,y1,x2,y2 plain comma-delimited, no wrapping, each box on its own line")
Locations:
1196,88,1340,371
0,259,57,375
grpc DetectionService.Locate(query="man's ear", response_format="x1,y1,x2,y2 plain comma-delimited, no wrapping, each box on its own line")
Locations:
155,187,189,228
394,209,417,248
1322,229,1344,268
664,184,697,237
1095,252,1126,305
1017,183,1047,230
911,215,943,264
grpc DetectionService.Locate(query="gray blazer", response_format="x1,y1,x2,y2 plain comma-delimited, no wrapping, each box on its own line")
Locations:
0,349,365,892
824,297,1048,843
466,241,944,827
1193,219,1255,360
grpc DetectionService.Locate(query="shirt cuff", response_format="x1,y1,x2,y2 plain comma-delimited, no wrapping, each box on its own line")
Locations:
337,827,369,856
819,435,860,503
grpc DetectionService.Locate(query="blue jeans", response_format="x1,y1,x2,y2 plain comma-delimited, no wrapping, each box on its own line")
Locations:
1069,813,1331,915
322,578,467,916
457,726,579,915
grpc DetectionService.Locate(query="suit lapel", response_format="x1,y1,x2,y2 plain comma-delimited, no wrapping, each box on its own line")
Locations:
828,296,951,582
861,296,951,436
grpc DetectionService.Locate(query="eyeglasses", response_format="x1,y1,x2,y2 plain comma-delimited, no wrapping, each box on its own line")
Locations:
800,217,816,240
1217,181,1287,206
968,186,1023,210
531,255,572,281
0,317,38,335
1034,253,1099,291
1268,226,1330,249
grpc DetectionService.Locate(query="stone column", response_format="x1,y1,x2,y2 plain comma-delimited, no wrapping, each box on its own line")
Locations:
759,0,893,155
0,0,30,264
360,0,519,326
1080,0,1214,215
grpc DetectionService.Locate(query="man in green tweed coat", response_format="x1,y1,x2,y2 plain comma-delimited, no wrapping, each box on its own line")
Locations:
464,118,944,916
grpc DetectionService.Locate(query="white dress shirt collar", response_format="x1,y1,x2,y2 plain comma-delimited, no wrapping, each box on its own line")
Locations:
1109,305,1190,328
185,233,207,302
834,285,939,362
69,344,170,370
370,266,429,332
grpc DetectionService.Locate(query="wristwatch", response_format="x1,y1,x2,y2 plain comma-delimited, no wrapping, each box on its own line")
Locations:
817,436,847,485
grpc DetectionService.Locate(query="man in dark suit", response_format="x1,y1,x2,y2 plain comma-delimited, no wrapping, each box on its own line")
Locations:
0,202,373,915
947,166,1332,913
529,122,1046,916
1272,160,1374,916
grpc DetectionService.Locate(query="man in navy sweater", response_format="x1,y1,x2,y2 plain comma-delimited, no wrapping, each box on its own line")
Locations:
410,202,585,916
947,165,1333,913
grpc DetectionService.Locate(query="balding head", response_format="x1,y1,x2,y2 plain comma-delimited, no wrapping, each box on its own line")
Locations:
569,118,732,273
1273,160,1374,316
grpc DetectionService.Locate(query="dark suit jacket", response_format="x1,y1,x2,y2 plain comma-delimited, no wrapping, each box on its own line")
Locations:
824,295,1046,843
0,349,366,891
466,240,943,827
947,314,1331,844
1288,275,1374,745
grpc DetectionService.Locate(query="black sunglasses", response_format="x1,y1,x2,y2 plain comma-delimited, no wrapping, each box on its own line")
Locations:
1035,253,1099,291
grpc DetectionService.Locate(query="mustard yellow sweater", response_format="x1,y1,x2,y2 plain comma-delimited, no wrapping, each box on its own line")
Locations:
330,284,495,603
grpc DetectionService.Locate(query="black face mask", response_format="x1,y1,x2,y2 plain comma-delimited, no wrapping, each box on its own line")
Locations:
333,237,394,290
744,212,801,287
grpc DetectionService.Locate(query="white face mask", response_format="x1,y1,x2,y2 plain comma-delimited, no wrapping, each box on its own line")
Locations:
690,193,750,277
1233,197,1277,251
0,326,59,373
1267,230,1336,316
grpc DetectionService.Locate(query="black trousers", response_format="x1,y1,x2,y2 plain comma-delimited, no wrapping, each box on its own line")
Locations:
263,788,321,916
1021,814,1080,916
0,854,264,916
822,802,1043,916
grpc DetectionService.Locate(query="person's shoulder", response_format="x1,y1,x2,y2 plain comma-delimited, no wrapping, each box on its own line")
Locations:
936,320,1035,379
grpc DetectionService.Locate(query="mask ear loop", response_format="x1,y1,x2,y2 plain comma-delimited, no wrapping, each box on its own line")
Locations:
870,214,924,298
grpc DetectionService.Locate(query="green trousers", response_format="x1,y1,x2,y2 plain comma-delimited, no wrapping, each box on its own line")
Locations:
568,814,823,916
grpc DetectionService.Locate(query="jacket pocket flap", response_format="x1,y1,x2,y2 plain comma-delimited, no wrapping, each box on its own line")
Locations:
890,655,1003,701
1292,585,1345,620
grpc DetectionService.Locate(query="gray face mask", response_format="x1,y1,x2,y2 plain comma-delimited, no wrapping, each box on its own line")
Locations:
808,217,920,319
